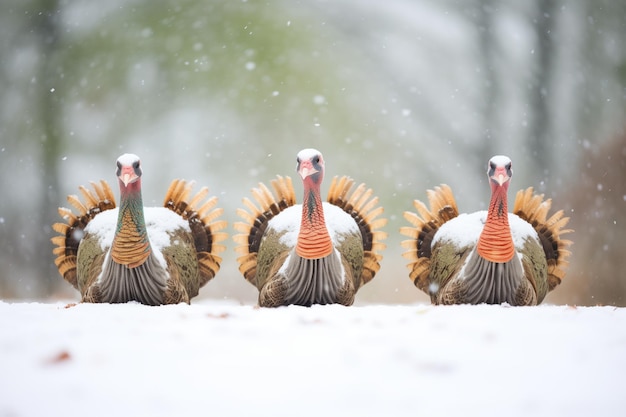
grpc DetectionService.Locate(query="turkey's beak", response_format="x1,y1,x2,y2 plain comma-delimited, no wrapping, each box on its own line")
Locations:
492,170,510,186
119,166,138,187
121,173,132,187
298,164,318,180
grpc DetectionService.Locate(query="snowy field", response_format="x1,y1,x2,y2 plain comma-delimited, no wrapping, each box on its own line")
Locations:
1,300,625,417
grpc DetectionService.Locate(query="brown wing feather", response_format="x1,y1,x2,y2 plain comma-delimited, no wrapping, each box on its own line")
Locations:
50,180,117,289
233,175,296,287
163,179,227,290
513,187,573,290
326,175,388,287
400,184,459,293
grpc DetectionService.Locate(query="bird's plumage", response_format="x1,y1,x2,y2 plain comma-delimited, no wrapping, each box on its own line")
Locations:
51,154,227,305
234,149,387,307
400,156,572,305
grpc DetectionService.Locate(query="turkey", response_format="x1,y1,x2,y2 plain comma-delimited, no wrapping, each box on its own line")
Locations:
51,153,228,305
400,155,572,305
233,148,387,307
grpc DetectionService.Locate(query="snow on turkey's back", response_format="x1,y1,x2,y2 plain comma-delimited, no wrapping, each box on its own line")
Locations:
84,207,190,268
268,203,359,247
433,211,539,248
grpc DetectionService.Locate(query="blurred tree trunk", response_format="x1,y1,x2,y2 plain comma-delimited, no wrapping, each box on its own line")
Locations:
556,132,626,306
476,0,497,163
35,0,63,295
529,0,556,186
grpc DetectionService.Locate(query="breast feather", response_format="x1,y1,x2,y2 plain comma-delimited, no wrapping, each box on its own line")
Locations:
433,211,539,252
265,202,360,249
83,207,191,270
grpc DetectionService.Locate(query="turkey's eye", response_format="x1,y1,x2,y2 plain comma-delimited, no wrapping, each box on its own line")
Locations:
313,155,320,165
133,161,140,169
506,163,512,170
296,157,300,164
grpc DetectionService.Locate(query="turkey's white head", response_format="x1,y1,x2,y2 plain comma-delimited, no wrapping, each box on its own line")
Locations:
116,153,142,187
487,155,512,190
296,148,325,186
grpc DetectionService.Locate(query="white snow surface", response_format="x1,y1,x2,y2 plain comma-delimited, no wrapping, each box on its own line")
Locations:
267,203,359,247
1,301,624,417
434,211,538,249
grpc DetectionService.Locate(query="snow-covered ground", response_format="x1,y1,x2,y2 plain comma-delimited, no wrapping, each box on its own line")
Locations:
1,300,624,417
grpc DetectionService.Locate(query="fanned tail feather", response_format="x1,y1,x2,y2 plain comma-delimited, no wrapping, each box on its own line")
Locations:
163,179,227,287
50,180,117,289
400,184,459,292
233,175,296,287
513,187,573,290
327,175,388,286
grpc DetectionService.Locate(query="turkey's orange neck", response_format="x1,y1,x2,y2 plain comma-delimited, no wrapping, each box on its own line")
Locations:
296,181,333,259
477,183,515,263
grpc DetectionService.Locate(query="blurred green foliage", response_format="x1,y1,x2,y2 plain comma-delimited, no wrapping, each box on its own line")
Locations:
0,0,625,304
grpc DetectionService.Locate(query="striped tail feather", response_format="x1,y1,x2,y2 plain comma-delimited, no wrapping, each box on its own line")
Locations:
163,179,228,287
513,187,573,290
233,175,296,287
51,180,117,290
400,184,459,292
326,175,388,286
